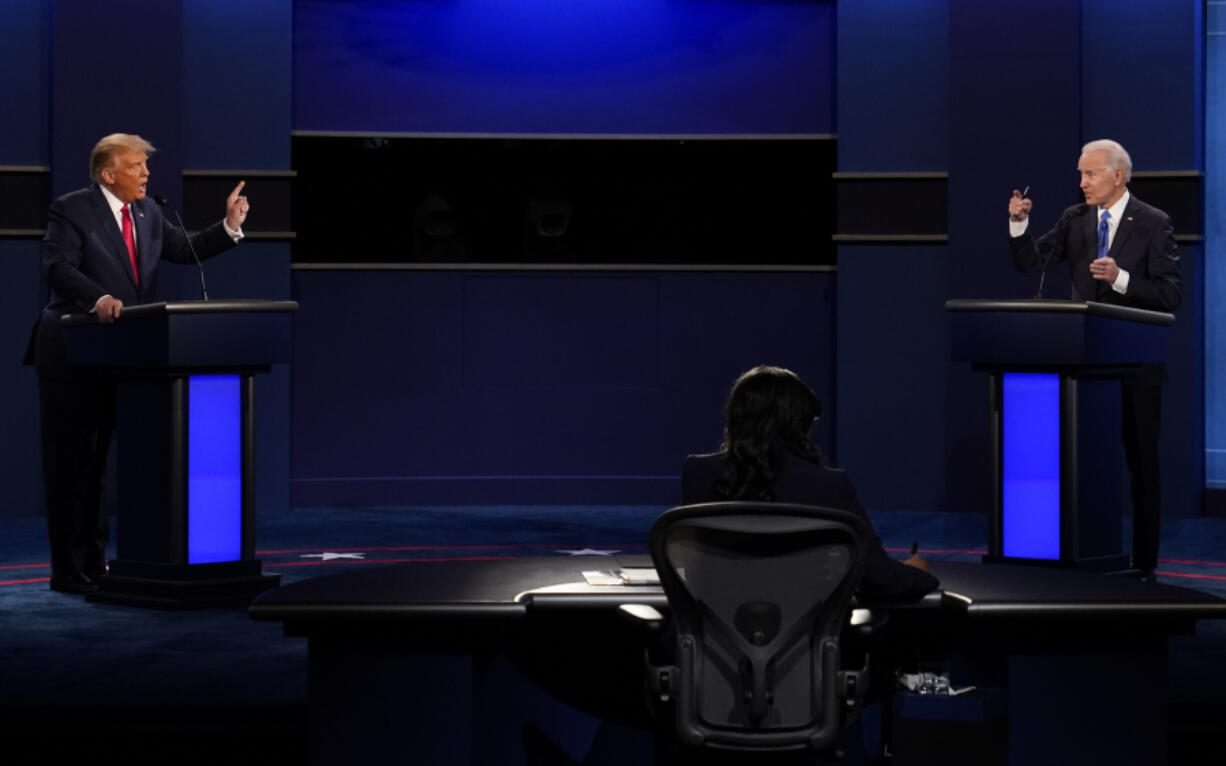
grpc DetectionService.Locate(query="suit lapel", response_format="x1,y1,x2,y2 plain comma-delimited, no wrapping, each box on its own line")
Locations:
1108,196,1142,263
91,186,139,289
132,199,153,286
1083,207,1098,260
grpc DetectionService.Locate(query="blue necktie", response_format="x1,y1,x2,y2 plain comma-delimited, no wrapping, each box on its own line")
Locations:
1097,210,1111,259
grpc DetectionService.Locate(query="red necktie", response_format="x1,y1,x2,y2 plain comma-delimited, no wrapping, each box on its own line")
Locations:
121,204,139,286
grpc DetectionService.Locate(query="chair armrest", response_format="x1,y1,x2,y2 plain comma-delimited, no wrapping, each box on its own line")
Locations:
619,603,665,624
849,607,891,638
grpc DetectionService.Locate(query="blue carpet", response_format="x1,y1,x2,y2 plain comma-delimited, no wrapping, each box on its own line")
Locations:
1,506,1224,764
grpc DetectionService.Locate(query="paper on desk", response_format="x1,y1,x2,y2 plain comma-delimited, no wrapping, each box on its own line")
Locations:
582,570,624,586
619,568,659,585
581,568,661,586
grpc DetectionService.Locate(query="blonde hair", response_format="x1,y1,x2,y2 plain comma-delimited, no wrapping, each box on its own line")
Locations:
90,133,156,184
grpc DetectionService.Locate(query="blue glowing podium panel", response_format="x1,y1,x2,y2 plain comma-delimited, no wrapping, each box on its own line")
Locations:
62,300,297,608
947,299,1172,570
1001,373,1060,560
188,375,242,564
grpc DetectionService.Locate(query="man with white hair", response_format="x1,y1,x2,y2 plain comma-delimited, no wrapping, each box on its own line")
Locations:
1006,138,1181,580
25,133,250,594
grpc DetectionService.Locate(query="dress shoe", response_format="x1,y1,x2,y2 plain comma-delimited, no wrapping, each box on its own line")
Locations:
1139,570,1157,583
49,573,99,595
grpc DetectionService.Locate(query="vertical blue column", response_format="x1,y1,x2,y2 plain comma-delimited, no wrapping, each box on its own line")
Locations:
182,0,291,170
1207,2,1226,491
2,2,50,520
834,0,950,511
945,0,1080,515
1002,373,1061,559
188,375,242,564
182,0,294,515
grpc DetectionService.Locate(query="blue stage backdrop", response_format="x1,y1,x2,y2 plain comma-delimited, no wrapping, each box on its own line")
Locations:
293,0,835,134
289,269,837,506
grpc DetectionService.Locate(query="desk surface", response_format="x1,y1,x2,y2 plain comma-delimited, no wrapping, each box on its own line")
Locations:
249,557,1226,632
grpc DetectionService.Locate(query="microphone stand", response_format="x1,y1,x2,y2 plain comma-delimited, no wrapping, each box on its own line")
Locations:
1034,250,1051,299
153,195,209,301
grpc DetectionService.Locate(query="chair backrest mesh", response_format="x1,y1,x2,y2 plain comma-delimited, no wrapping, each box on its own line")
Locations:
650,503,868,750
665,520,854,727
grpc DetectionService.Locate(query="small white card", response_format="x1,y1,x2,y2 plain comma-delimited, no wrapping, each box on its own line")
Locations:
582,570,625,586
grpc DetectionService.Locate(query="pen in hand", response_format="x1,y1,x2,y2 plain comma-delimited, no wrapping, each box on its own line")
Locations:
903,540,932,572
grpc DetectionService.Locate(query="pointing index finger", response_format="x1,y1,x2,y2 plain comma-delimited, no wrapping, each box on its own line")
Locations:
229,180,246,200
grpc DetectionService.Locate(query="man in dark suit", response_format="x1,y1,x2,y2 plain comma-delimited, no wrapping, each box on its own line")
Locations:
1007,138,1181,579
27,133,250,594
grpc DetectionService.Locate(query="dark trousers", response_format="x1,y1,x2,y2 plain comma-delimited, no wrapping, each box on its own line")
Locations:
39,374,116,579
1122,376,1162,573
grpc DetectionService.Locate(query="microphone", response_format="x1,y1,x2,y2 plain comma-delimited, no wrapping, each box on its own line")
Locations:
152,195,209,301
1033,201,1090,299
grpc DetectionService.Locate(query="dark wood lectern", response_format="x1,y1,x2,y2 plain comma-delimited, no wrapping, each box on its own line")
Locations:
62,299,297,608
946,299,1173,570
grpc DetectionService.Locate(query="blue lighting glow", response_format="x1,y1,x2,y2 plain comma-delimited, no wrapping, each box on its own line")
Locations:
188,375,242,564
1002,373,1061,560
293,0,834,134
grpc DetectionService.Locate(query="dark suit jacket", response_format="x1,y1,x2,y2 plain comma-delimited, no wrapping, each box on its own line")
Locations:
682,451,940,602
27,185,237,375
1009,194,1181,312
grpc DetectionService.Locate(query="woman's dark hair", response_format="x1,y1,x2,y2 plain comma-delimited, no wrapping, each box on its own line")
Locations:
714,365,823,500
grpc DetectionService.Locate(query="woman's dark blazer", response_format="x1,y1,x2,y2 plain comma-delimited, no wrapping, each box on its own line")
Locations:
682,450,939,601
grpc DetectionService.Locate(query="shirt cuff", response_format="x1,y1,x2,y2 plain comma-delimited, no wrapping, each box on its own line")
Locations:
1009,218,1029,238
223,220,244,241
1112,268,1130,294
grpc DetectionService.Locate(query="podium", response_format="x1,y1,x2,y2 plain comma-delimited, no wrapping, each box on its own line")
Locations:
62,300,297,608
946,299,1173,570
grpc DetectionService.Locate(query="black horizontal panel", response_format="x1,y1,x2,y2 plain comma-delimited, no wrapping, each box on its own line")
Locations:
291,136,837,266
1128,174,1202,237
836,175,947,237
1205,488,1226,518
0,169,50,231
184,173,293,235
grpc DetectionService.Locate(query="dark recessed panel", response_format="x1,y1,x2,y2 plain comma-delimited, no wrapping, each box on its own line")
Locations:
0,170,49,231
290,136,836,266
1128,175,1203,237
835,176,947,237
184,174,294,235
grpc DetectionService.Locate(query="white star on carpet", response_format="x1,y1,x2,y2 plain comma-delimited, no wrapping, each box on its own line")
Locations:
556,548,620,556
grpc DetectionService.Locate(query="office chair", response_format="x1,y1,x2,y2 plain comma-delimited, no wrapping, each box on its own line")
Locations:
638,502,872,759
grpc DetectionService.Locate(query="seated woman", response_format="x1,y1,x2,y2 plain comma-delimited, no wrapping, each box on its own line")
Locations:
683,365,939,601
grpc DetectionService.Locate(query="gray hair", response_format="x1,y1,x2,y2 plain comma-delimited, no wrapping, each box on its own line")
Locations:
1081,139,1132,183
90,133,156,184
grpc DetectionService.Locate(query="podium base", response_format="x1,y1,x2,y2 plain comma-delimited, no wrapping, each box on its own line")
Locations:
982,553,1132,573
87,559,281,610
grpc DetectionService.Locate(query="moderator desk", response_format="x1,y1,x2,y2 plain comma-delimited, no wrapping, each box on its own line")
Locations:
250,558,1226,765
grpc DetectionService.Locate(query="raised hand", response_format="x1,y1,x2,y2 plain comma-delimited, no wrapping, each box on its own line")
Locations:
1008,189,1032,222
225,181,249,231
